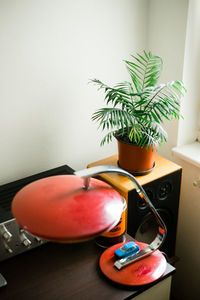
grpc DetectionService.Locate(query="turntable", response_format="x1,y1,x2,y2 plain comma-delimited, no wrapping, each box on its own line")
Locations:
0,165,74,262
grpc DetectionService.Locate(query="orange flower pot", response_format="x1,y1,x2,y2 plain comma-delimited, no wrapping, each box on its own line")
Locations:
117,138,156,175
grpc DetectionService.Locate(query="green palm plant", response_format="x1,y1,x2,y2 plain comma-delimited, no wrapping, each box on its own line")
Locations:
91,51,186,149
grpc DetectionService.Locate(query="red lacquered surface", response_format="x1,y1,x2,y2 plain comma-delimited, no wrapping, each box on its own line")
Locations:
99,241,167,286
12,175,124,242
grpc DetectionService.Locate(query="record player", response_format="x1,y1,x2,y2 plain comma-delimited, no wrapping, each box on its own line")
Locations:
0,165,74,262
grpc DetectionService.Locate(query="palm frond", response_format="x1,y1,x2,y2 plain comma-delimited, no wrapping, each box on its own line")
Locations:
91,51,186,148
141,81,185,122
92,107,135,135
90,79,140,109
125,51,163,93
100,131,116,146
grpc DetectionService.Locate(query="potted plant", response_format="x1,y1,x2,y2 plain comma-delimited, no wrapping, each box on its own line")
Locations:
91,51,186,174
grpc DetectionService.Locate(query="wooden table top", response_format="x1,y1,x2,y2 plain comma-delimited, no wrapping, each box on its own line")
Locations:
0,235,175,300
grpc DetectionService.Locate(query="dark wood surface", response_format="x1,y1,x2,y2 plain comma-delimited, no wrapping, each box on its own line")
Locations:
0,235,175,300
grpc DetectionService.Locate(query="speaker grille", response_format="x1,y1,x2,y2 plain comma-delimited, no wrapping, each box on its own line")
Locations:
127,169,182,258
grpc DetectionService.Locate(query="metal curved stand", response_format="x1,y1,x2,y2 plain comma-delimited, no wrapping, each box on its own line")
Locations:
75,165,167,270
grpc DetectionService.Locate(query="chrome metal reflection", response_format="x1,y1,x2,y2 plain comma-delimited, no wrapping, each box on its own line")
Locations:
75,165,167,270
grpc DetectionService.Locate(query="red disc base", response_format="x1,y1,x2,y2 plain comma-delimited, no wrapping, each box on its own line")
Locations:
99,241,167,286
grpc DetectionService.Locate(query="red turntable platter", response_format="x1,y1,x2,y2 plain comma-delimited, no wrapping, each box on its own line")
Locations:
99,241,167,286
12,175,124,242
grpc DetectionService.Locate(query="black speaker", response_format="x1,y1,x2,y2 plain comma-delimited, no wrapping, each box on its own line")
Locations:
127,169,182,259
88,154,182,261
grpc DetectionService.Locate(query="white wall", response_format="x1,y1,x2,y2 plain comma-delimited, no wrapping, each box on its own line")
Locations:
172,2,200,299
148,2,200,300
177,0,200,146
171,156,200,300
147,0,188,160
0,0,148,184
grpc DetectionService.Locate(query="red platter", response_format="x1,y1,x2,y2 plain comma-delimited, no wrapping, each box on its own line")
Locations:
99,241,167,286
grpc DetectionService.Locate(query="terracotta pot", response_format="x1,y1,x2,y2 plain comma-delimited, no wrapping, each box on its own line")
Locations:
116,138,156,174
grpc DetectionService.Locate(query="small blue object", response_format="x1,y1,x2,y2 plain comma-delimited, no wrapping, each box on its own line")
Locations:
114,241,140,258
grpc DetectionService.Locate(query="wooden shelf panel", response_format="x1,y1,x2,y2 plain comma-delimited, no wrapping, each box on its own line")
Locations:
87,154,182,194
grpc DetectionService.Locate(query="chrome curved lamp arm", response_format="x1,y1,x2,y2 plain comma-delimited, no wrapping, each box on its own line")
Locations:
75,165,167,270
